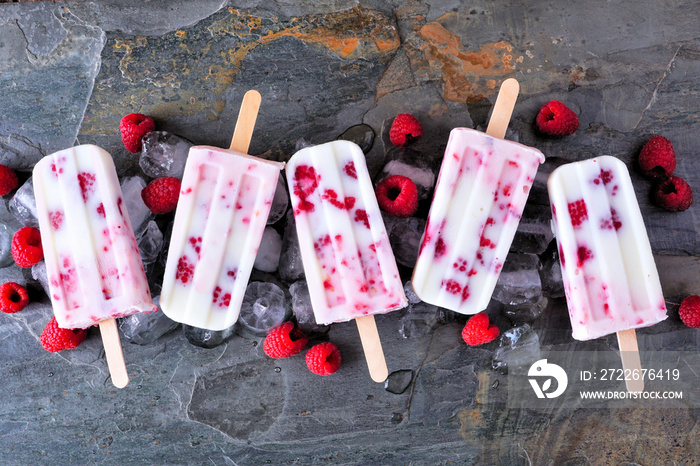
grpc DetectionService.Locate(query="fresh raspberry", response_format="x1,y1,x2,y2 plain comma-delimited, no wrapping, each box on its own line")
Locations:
141,177,181,214
306,342,341,375
40,317,88,352
0,282,29,314
120,113,156,153
678,295,700,328
535,100,579,136
11,227,43,268
638,135,676,179
389,113,423,146
263,322,309,359
653,176,693,212
461,312,499,346
375,175,418,217
0,164,18,196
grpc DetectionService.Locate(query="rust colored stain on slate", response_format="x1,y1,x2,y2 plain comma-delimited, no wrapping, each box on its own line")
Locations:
418,22,515,102
81,6,399,134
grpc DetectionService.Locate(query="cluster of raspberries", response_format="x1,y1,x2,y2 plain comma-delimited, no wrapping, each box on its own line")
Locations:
638,135,692,212
263,322,341,376
120,113,181,215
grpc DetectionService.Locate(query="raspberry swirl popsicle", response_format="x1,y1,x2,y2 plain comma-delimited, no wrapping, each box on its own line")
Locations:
160,90,285,331
412,79,545,314
547,156,667,340
287,140,407,324
287,140,407,381
34,144,157,388
33,145,157,329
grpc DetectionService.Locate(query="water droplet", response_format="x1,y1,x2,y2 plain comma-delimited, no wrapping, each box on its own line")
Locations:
384,369,413,394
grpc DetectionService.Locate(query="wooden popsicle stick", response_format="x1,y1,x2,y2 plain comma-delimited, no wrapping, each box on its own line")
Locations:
230,89,262,153
617,329,644,393
356,315,389,383
99,319,129,388
485,78,520,140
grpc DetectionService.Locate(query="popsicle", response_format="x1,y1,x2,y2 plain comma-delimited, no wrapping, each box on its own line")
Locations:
160,90,285,331
548,155,667,392
287,140,407,382
412,78,545,314
34,144,157,388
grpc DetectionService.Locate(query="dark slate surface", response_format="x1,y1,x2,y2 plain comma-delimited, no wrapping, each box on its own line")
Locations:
0,1,699,464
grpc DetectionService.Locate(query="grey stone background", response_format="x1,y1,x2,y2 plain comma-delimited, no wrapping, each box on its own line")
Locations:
0,1,698,464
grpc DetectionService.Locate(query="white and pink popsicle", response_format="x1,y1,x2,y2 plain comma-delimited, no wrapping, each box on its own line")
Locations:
160,90,284,331
547,156,667,341
33,145,157,330
160,146,284,330
412,127,545,314
286,140,407,325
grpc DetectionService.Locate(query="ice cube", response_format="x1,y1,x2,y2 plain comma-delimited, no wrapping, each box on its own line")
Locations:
0,223,15,268
289,280,327,334
119,296,179,345
528,157,568,206
492,253,542,306
388,217,425,267
492,324,541,374
398,301,440,339
253,226,282,273
403,280,421,304
385,369,413,394
278,210,305,282
31,261,50,295
511,204,554,254
238,282,289,336
137,220,164,265
295,138,314,151
267,176,288,225
183,324,235,348
8,177,39,227
539,241,565,298
120,176,153,237
376,147,438,200
139,131,193,179
502,296,549,324
337,124,375,154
